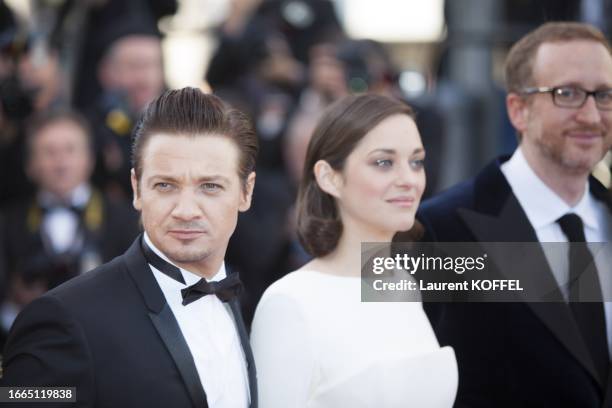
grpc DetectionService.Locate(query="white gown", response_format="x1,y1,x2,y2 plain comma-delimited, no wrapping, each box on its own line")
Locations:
250,270,458,408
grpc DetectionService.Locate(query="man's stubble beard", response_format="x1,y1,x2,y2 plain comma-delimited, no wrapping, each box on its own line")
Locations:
537,130,606,176
165,245,212,265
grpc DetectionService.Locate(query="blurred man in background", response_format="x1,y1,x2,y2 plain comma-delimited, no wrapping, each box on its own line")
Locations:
0,110,138,347
87,22,166,199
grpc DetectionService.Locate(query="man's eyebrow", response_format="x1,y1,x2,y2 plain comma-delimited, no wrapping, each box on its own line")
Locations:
147,175,179,184
147,174,232,184
196,175,232,184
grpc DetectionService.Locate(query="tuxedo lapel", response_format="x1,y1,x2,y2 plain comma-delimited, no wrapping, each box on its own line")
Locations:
458,204,601,386
149,306,208,408
458,204,564,302
457,160,603,388
124,236,208,408
227,296,258,408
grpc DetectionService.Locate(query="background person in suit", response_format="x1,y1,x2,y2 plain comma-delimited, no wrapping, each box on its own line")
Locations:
1,88,258,408
0,109,138,347
417,22,612,407
86,22,166,201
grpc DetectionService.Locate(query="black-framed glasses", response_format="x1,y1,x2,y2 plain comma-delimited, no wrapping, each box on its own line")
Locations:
521,86,612,110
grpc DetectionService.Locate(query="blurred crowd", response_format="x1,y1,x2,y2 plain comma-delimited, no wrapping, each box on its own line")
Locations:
0,0,174,346
0,0,610,346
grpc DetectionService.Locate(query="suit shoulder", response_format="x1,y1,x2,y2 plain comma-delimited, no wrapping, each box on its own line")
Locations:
416,178,480,242
420,179,476,219
1,295,95,392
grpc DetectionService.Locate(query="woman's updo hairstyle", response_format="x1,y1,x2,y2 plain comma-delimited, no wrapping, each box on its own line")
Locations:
296,94,414,257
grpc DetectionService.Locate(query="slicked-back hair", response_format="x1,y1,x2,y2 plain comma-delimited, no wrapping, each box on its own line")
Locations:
131,87,258,191
505,22,611,93
296,94,415,258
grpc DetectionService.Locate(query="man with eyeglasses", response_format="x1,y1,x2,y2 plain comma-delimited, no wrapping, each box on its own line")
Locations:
417,22,612,407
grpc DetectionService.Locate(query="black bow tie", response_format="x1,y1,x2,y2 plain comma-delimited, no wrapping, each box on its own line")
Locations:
181,273,243,305
141,239,242,305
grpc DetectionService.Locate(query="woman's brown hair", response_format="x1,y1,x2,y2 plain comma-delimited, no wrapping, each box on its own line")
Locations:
296,94,415,257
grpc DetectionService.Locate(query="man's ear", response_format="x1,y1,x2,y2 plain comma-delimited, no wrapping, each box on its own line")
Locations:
507,93,530,136
313,160,342,198
130,169,142,211
239,172,256,212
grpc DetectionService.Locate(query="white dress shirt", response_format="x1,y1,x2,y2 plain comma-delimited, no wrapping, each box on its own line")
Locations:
39,184,91,253
144,233,250,408
501,147,612,354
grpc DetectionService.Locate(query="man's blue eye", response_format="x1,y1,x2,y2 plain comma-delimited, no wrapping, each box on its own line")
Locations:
155,182,172,190
596,89,612,103
202,183,221,191
555,87,580,100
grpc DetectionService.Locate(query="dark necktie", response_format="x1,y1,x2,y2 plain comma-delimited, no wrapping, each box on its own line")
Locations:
141,240,243,305
557,213,609,382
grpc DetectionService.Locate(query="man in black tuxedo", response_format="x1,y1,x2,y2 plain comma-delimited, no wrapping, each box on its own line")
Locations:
418,22,612,407
1,88,258,408
0,109,138,348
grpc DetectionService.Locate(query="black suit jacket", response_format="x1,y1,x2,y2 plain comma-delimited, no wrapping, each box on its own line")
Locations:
0,236,257,408
2,189,139,287
417,156,612,407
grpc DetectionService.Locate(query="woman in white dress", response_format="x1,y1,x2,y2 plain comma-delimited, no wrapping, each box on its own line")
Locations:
250,94,458,407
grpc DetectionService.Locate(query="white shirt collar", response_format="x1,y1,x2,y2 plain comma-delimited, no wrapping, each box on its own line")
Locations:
500,147,599,231
143,232,226,285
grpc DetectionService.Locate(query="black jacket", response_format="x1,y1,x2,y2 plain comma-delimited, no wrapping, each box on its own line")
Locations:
1,236,257,408
417,156,612,407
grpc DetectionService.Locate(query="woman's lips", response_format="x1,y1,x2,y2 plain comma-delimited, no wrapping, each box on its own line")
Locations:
386,197,416,208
